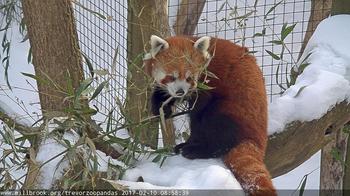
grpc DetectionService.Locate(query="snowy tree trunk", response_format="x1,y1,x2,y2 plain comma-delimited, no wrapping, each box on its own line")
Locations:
21,0,86,189
127,0,175,147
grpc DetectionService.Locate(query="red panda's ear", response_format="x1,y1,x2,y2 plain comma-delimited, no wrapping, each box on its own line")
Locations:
194,36,211,59
150,35,169,58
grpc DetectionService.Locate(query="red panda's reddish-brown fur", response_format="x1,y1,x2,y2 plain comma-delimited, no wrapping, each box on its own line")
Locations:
145,36,276,195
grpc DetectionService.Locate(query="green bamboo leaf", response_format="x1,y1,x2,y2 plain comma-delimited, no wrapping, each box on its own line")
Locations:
106,110,113,133
231,10,255,20
331,147,342,162
90,81,108,101
299,175,307,196
160,156,167,168
253,33,264,37
343,125,350,134
80,107,98,115
197,82,215,90
152,154,162,163
254,0,259,8
269,40,283,45
5,57,11,90
82,53,94,77
21,72,49,85
27,46,32,63
265,0,283,18
93,69,109,76
281,23,297,41
73,1,107,19
75,78,93,102
265,50,280,60
217,1,227,13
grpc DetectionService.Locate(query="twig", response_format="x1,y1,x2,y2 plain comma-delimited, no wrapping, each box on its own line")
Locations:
159,97,174,136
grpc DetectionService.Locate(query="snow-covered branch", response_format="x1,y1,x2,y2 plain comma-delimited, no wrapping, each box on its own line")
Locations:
266,101,350,177
266,15,350,177
0,104,40,135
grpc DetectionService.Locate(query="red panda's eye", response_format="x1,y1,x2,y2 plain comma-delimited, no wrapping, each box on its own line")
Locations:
186,77,192,82
162,75,176,84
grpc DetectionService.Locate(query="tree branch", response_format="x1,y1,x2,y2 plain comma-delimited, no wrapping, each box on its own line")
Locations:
265,101,350,177
173,0,206,35
85,118,122,159
0,107,40,135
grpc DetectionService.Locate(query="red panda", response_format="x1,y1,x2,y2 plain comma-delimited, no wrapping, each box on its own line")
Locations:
143,35,276,195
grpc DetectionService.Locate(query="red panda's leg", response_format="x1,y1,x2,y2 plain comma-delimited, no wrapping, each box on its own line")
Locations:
224,140,276,196
178,112,240,159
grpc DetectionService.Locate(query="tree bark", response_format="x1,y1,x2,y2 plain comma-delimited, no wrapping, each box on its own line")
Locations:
173,0,206,35
265,101,350,177
318,1,350,193
320,127,348,196
21,0,85,189
127,0,175,147
331,0,350,15
22,0,84,114
343,125,350,192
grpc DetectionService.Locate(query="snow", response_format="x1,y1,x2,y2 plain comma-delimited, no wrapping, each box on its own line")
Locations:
0,25,41,125
95,150,126,172
120,155,243,193
35,118,80,189
268,15,350,134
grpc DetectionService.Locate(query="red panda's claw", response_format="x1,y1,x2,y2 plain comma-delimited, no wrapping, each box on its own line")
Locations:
174,142,186,154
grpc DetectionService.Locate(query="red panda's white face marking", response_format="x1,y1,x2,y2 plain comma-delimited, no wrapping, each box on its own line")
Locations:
144,35,211,97
157,71,192,97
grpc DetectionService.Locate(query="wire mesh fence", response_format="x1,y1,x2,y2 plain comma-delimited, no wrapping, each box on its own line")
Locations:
73,0,331,123
74,0,128,125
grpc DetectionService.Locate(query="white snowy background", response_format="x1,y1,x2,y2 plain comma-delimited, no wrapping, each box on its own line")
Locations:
1,0,350,193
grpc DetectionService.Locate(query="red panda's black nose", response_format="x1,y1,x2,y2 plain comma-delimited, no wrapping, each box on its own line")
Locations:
176,89,185,96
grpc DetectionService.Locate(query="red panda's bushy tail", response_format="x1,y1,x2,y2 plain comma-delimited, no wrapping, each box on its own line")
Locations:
224,140,276,196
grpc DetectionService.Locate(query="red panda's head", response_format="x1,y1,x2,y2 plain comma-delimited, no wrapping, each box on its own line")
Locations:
144,35,211,97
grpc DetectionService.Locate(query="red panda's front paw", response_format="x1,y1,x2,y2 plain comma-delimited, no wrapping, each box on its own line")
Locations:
180,143,212,159
174,143,187,154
